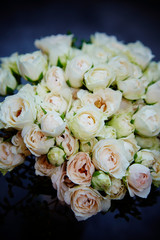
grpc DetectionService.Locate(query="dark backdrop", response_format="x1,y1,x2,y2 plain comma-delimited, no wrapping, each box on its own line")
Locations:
0,1,160,240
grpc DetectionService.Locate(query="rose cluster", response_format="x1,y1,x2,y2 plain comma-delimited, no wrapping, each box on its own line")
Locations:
0,33,160,221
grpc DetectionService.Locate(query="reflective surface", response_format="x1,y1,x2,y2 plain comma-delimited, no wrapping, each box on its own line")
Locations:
1,1,160,239
1,156,160,240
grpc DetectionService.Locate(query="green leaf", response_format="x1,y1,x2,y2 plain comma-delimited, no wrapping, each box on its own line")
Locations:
87,142,91,146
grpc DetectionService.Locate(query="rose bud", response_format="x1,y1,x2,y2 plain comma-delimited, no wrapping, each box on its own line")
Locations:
47,147,65,167
91,171,111,192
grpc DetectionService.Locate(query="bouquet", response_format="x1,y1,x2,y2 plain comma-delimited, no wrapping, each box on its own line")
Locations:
0,32,160,221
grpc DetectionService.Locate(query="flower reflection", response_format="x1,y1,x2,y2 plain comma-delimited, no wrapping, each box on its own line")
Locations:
0,155,160,224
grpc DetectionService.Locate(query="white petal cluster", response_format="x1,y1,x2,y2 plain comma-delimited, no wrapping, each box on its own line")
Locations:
0,32,160,221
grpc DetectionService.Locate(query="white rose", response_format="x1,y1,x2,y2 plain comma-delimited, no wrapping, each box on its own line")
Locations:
66,152,95,186
0,85,36,130
117,77,146,100
126,41,154,70
56,127,79,157
77,88,122,117
17,51,47,82
132,104,160,137
48,44,70,66
41,111,66,137
0,52,19,75
82,42,110,65
64,185,111,221
84,64,115,91
65,54,92,88
108,112,134,138
0,141,25,174
35,155,57,177
144,61,160,84
45,66,67,91
127,163,152,198
121,133,140,163
108,56,133,81
96,125,117,140
91,32,127,55
135,135,160,151
34,34,73,54
92,139,129,179
91,32,117,46
145,81,160,104
22,124,55,156
69,105,105,141
0,68,17,95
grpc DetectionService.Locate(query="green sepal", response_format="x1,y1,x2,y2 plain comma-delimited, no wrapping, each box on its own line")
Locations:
25,72,43,85
6,86,14,95
66,79,71,87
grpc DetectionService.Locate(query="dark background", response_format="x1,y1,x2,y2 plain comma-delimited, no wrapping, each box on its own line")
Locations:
1,0,160,239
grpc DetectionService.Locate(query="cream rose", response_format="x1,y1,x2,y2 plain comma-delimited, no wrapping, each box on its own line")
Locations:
51,163,75,202
135,149,160,181
121,133,140,163
0,86,36,130
44,90,69,115
45,66,67,92
64,185,111,221
84,64,115,91
11,131,30,156
65,54,92,88
35,155,57,177
92,139,129,179
41,111,66,137
133,104,160,137
0,141,25,174
77,88,122,117
56,127,79,157
69,105,105,141
66,152,95,186
22,124,55,156
127,163,152,198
